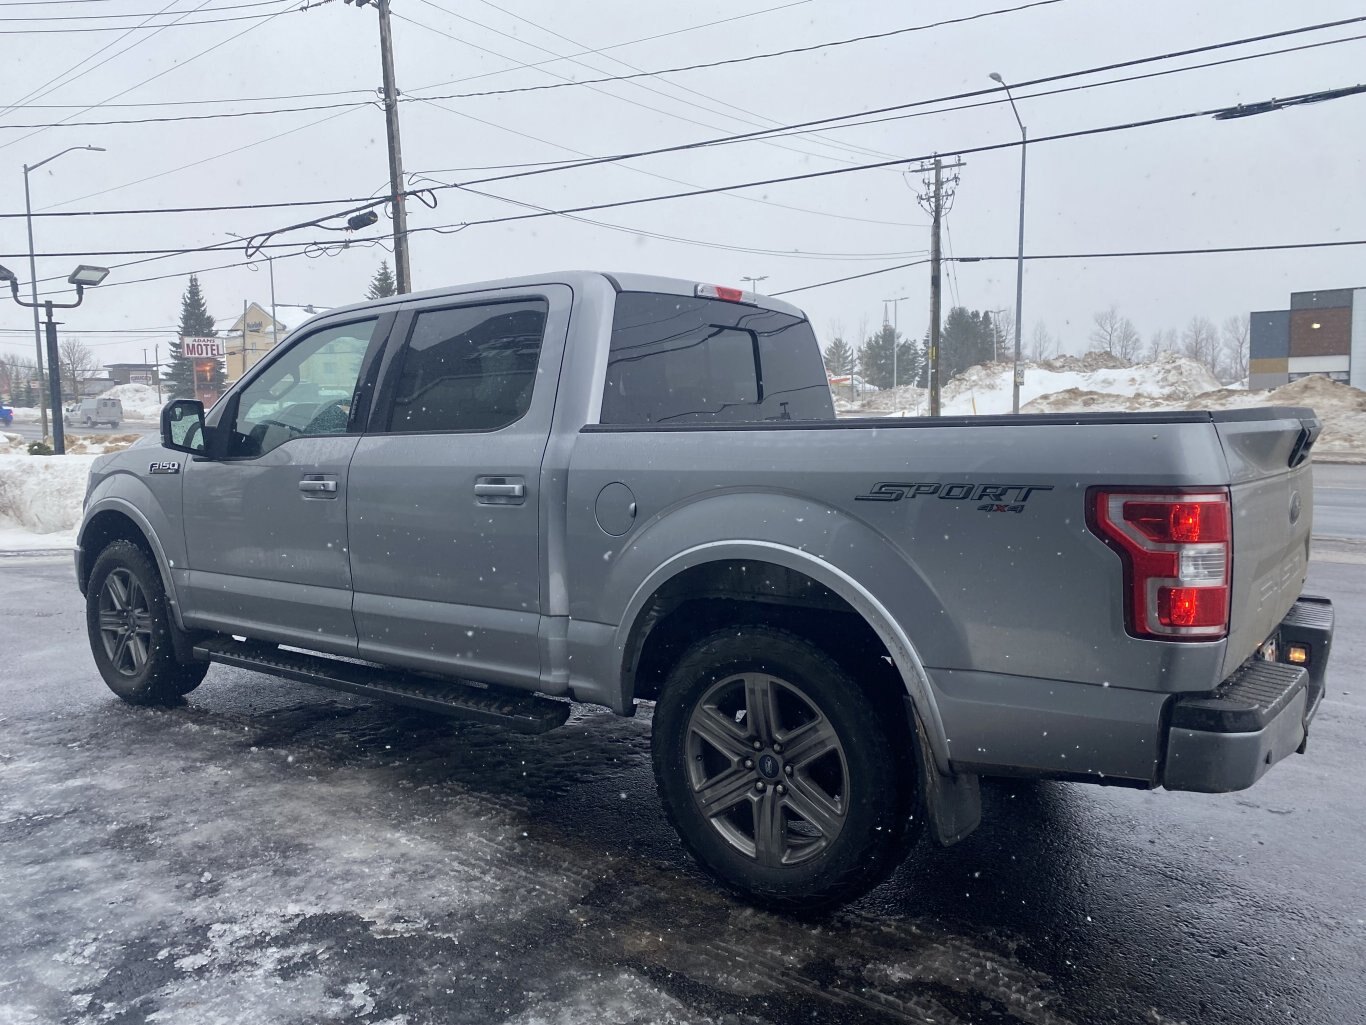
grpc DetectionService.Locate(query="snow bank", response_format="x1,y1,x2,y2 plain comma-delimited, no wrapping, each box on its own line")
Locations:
0,452,95,537
843,353,1366,456
1022,373,1366,456
100,382,163,420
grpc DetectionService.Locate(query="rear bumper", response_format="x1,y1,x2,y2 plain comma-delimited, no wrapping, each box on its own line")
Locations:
1162,596,1333,793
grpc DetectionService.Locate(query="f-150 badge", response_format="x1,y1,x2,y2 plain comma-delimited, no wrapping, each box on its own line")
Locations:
148,461,181,475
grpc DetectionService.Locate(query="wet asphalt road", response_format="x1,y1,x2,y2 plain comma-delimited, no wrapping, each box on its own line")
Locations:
1,555,1363,1025
1312,464,1366,541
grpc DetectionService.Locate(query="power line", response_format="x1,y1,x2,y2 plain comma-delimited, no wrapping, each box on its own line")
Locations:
0,0,295,19
463,0,895,165
12,84,1363,290
0,0,810,110
406,86,1366,234
10,83,1366,258
0,0,202,122
774,240,1366,295
451,182,928,261
4,12,1360,149
406,0,1066,103
0,1,299,154
0,3,309,32
408,0,890,170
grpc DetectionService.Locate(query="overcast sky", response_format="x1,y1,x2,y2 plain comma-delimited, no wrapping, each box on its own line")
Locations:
1,0,1363,370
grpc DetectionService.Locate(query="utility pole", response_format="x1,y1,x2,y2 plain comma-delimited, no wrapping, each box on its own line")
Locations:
915,156,964,416
343,0,410,292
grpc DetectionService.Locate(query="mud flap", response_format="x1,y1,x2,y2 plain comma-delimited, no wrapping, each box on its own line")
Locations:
908,697,981,846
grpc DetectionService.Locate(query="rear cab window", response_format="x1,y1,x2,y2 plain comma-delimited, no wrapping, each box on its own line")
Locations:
602,292,834,425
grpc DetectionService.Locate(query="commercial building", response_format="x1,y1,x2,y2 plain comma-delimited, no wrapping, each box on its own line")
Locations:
104,362,159,387
220,302,289,383
1250,287,1366,391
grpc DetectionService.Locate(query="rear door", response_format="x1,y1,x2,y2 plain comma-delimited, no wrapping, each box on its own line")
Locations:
1215,409,1318,674
347,284,572,689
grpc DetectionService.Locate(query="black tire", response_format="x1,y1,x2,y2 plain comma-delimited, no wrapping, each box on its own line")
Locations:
652,625,920,912
86,540,208,705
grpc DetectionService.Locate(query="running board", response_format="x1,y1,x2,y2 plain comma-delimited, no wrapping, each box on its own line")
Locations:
193,637,570,734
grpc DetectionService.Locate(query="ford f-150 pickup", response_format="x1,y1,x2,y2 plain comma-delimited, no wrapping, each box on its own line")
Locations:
75,271,1333,910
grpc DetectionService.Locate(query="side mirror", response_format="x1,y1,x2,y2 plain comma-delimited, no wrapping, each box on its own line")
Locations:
161,399,207,455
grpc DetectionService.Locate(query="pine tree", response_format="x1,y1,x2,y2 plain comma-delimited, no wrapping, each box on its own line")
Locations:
165,275,223,400
856,323,915,389
822,337,855,377
366,260,397,299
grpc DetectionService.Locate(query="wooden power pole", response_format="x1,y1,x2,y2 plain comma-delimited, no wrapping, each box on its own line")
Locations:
347,0,411,293
915,156,964,416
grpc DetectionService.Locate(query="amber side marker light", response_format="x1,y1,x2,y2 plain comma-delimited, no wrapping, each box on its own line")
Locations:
1287,644,1309,665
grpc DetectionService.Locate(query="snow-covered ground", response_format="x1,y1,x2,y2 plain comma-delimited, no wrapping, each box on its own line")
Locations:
0,441,97,549
6,382,163,425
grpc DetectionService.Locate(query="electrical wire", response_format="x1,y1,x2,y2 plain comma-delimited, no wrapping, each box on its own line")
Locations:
0,0,810,111
0,0,202,122
0,0,299,19
409,0,890,170
773,240,1366,295
446,181,928,261
11,85,1363,288
0,1,300,154
5,14,1362,142
0,5,310,33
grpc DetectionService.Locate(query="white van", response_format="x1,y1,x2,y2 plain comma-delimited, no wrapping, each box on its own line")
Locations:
76,397,123,428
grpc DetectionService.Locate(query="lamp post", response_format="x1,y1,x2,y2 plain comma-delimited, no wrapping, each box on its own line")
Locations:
989,72,1027,414
23,145,106,441
0,263,110,455
740,275,767,293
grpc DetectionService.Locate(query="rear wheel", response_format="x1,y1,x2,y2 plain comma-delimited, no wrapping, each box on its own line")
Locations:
86,540,208,704
652,625,919,912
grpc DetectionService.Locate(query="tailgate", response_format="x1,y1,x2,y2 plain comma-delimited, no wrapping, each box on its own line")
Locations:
1215,408,1319,677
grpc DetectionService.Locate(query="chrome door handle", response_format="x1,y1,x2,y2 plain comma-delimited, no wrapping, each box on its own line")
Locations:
473,482,525,498
298,478,338,494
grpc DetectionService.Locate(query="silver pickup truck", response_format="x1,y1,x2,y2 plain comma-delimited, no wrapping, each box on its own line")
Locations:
76,271,1334,910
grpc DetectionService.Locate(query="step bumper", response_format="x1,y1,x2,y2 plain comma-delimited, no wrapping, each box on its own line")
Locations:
1162,596,1333,794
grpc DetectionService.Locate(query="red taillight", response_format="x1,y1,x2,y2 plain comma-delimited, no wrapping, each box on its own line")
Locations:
1090,489,1231,640
1158,586,1228,628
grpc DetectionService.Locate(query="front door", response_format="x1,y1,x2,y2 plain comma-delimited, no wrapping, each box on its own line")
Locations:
179,317,386,654
348,289,568,689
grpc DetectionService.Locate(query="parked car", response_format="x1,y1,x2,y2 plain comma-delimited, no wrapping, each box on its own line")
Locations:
0,403,12,427
76,396,122,428
74,271,1333,911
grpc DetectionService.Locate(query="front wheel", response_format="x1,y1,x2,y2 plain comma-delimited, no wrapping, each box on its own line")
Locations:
86,540,208,704
652,626,919,912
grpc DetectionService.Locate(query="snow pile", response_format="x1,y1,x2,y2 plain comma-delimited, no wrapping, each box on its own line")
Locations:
1024,373,1366,456
0,452,95,543
100,382,163,420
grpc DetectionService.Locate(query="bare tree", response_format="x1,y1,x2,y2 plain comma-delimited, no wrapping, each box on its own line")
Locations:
58,337,99,402
1089,306,1121,355
1028,322,1057,361
1113,317,1141,362
1145,328,1178,362
988,308,1015,362
1220,314,1250,385
1181,316,1220,375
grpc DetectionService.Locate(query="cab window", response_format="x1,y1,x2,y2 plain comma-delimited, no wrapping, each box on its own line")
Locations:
228,320,377,457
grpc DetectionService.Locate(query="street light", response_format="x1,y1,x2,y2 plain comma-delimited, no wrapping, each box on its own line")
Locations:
989,72,1027,414
0,261,111,455
883,296,910,393
740,275,767,293
23,144,105,441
